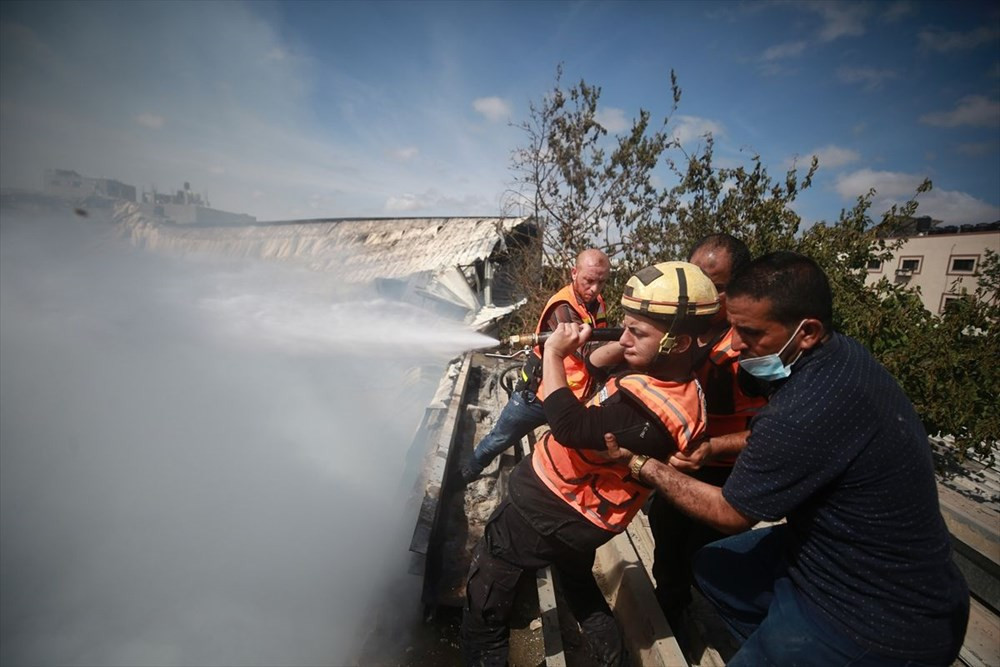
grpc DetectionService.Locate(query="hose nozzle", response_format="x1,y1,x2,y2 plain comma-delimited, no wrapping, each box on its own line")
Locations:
505,327,624,348
507,332,544,347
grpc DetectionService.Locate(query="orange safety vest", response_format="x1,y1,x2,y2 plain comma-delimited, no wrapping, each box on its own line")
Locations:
529,285,608,401
532,372,706,533
696,327,768,465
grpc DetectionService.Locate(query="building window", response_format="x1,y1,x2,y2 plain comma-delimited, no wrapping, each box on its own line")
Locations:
948,255,978,275
939,293,964,314
896,256,922,275
867,259,883,273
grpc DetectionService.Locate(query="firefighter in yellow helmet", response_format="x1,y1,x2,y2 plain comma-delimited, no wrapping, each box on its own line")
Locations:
462,261,719,667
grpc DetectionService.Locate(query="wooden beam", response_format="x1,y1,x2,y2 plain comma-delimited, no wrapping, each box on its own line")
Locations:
594,531,688,667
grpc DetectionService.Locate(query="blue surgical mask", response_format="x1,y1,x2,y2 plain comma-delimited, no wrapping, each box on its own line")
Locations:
738,320,806,381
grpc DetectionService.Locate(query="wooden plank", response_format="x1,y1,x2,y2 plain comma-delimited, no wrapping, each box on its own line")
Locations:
935,453,1000,621
535,567,567,667
938,481,1000,568
952,535,1000,616
594,531,689,667
958,597,1000,667
626,514,657,582
626,517,733,667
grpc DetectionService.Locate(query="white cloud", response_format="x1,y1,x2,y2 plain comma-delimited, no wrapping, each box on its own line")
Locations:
385,192,426,212
836,66,897,91
809,145,861,169
671,115,724,146
758,62,798,77
919,189,1000,225
835,168,1000,225
761,41,806,61
881,1,913,22
136,113,165,129
836,168,923,200
918,26,1000,53
384,188,492,215
956,141,996,157
596,107,628,133
472,96,511,122
0,2,337,219
805,2,869,42
0,3,518,221
755,39,807,76
265,47,288,62
390,146,419,161
919,95,1000,128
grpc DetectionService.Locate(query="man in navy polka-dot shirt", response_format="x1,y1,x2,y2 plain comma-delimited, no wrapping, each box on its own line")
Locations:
607,251,969,666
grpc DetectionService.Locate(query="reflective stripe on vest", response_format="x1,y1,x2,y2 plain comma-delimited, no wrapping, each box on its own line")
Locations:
531,373,706,533
709,336,734,366
534,285,608,400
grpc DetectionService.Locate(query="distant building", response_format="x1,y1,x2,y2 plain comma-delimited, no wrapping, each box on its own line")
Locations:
865,220,1000,313
43,168,136,202
138,181,256,226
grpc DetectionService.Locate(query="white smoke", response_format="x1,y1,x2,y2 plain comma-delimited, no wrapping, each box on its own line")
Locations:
0,204,484,666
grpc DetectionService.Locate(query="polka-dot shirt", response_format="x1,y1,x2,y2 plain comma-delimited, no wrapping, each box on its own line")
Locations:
724,333,969,661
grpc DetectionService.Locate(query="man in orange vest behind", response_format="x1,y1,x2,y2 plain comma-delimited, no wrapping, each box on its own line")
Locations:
461,261,719,667
459,248,610,483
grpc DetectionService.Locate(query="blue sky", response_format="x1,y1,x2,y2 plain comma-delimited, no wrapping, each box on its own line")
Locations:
1,0,998,226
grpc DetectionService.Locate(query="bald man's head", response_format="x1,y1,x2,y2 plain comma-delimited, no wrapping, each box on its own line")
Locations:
688,234,750,322
571,249,610,305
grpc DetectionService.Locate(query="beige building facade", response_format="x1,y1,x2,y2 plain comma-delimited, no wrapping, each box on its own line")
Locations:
865,226,1000,313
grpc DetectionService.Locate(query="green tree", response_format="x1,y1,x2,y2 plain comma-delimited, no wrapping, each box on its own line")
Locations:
869,249,998,461
503,64,678,269
501,64,679,332
660,136,815,261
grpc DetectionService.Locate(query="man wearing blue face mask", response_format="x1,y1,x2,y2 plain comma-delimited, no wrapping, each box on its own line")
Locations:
605,251,969,666
735,318,805,380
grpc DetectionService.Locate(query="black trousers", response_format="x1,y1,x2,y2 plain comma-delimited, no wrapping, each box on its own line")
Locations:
647,464,733,621
460,498,625,667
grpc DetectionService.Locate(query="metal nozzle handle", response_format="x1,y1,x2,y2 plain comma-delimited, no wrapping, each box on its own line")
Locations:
506,327,624,347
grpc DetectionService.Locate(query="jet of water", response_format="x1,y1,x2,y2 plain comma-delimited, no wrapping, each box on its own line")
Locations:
0,205,493,667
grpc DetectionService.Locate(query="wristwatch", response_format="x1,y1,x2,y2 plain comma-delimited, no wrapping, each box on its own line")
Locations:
629,454,649,478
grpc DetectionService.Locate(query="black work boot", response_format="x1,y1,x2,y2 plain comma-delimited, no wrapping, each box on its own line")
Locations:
459,462,483,485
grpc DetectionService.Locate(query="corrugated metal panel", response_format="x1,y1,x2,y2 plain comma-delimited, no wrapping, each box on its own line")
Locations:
115,207,534,285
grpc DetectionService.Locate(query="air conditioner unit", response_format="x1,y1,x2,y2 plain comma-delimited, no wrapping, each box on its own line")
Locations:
895,268,913,276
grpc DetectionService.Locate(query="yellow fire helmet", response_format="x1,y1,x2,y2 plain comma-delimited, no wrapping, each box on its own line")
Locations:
621,261,720,353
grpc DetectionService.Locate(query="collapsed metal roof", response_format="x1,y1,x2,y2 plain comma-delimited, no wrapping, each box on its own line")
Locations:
117,206,530,277
114,202,536,323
